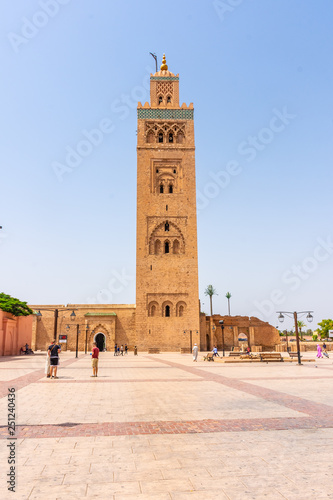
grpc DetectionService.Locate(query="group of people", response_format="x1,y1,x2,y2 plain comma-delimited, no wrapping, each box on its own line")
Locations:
114,343,128,356
45,340,138,379
20,343,34,355
316,343,330,358
45,340,101,379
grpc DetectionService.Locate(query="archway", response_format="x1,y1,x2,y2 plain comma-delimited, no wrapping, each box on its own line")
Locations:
238,333,248,351
95,333,105,352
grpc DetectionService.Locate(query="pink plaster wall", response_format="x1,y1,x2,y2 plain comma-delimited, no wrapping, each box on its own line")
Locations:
0,310,33,356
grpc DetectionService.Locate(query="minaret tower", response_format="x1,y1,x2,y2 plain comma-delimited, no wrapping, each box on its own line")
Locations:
136,54,200,350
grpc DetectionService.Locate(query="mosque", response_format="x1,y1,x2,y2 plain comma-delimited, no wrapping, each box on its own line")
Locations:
26,55,279,354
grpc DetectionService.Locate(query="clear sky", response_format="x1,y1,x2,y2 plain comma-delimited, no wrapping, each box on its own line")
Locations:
1,0,332,331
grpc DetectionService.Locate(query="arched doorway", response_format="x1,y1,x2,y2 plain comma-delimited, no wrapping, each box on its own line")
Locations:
238,333,248,351
206,334,210,351
95,333,105,352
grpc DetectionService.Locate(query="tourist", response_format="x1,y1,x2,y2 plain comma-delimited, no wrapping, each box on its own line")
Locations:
48,340,61,379
125,344,128,355
120,345,124,356
316,344,323,358
134,345,138,355
323,342,327,350
192,343,198,362
91,341,99,377
114,343,118,356
25,343,29,354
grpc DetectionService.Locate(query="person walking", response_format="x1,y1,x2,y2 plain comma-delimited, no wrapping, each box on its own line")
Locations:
120,345,124,356
48,340,61,379
114,343,118,356
134,346,138,356
125,344,128,355
91,341,99,377
192,343,198,362
316,344,323,358
213,346,220,357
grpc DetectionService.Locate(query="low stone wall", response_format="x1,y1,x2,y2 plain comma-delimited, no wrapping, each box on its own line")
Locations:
276,342,333,352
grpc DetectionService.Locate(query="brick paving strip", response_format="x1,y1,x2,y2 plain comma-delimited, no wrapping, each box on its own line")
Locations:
0,354,86,399
145,356,333,419
1,415,333,439
37,378,202,383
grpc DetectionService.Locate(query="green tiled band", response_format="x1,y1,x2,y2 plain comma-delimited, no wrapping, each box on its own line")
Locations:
137,109,194,120
150,76,179,81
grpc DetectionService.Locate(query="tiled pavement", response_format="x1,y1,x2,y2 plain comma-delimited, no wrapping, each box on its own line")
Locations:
0,351,333,499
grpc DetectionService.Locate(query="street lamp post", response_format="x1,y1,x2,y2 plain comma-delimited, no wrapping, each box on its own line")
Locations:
36,308,77,343
75,324,80,358
69,311,81,359
219,320,225,356
277,311,313,365
85,324,90,354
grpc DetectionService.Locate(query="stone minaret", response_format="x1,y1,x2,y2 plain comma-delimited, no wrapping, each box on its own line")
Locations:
136,54,200,350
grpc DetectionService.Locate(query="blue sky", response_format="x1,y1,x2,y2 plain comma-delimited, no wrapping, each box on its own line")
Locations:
0,0,332,331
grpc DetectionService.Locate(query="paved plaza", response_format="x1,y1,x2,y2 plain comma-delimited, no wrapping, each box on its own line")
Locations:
1,350,333,499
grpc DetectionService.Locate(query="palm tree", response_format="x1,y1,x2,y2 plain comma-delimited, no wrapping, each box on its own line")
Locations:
297,320,305,340
204,285,218,316
225,292,232,315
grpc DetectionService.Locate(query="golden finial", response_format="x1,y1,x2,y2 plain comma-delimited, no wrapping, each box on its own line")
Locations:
160,53,168,71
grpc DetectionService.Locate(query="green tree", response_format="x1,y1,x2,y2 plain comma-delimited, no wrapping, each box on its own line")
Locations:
297,320,305,340
317,319,333,340
225,292,232,315
204,285,218,316
0,293,33,316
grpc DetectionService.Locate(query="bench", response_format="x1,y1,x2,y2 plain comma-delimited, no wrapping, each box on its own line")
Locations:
229,352,241,357
289,352,301,359
148,348,160,354
204,353,214,362
260,352,283,362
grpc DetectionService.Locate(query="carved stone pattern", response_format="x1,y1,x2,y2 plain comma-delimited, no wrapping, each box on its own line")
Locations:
156,81,173,96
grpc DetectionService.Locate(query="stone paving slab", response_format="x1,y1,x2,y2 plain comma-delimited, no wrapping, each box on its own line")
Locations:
1,352,333,499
